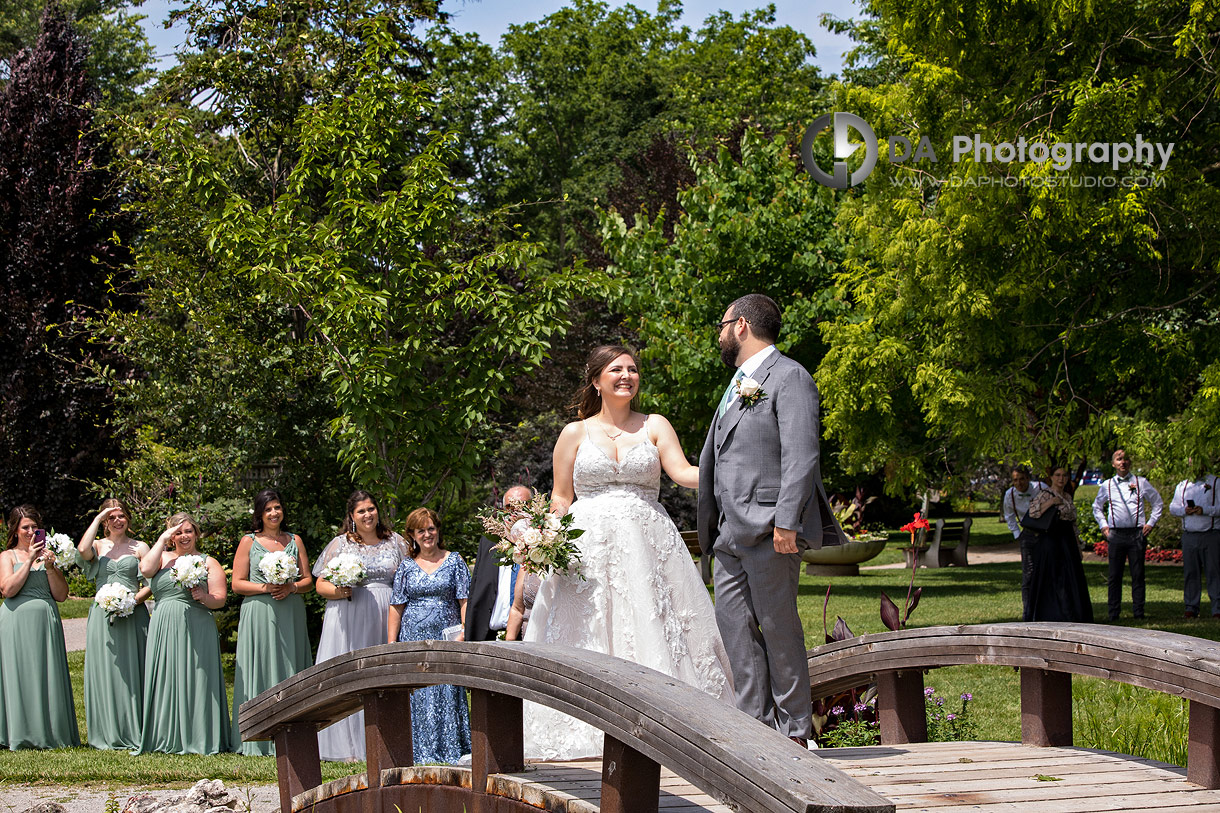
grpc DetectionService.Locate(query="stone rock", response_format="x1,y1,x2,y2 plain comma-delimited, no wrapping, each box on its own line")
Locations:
120,780,249,813
19,804,67,813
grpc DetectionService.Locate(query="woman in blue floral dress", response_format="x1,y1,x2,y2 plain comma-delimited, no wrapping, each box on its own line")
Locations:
387,507,471,764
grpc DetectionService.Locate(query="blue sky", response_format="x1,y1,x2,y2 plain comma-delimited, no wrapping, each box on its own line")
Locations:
136,0,862,76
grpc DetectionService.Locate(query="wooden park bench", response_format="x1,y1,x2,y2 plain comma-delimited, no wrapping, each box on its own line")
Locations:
240,640,892,813
902,515,976,566
680,529,712,585
807,622,1220,807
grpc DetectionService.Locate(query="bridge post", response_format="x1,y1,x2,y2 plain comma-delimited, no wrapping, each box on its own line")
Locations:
469,687,524,801
1020,668,1072,746
363,689,414,797
1188,700,1220,788
876,669,927,744
274,722,322,813
601,734,660,813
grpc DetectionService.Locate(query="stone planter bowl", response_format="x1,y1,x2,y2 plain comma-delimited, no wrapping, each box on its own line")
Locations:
802,535,888,576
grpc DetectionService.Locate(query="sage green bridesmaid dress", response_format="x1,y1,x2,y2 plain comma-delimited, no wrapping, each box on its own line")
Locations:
137,562,231,754
231,535,311,755
82,554,149,749
0,560,81,749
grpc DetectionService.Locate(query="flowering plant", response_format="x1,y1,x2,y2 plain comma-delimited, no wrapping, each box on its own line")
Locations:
819,697,879,747
479,492,585,578
899,512,930,545
925,687,977,741
321,553,366,600
95,583,137,625
258,550,300,585
735,376,766,408
170,554,208,589
43,532,78,569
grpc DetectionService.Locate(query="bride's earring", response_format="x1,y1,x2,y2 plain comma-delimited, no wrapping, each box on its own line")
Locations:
594,387,601,397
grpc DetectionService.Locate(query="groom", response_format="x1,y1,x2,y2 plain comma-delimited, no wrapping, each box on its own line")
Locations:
698,293,845,746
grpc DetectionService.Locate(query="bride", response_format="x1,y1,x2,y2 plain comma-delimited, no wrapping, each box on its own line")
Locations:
523,345,734,760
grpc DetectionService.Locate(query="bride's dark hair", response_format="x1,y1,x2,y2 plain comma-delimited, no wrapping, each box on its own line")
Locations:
572,345,639,419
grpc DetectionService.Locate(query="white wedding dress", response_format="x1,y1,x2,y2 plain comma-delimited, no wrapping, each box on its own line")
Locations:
522,419,734,760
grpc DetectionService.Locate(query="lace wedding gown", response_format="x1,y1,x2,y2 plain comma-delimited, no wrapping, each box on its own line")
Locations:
522,421,734,760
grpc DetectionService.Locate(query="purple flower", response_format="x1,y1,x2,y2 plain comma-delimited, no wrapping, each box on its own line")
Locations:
831,705,845,716
854,702,868,713
961,692,973,701
946,713,957,721
936,698,945,706
924,687,935,696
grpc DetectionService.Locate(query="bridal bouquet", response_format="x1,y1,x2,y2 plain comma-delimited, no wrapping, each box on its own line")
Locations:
479,492,585,579
95,583,137,625
321,553,366,600
258,550,300,585
170,554,209,589
43,532,78,569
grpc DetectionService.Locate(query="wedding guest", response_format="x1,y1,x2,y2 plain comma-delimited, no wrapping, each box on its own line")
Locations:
504,570,542,641
1092,449,1163,621
313,490,410,762
1022,467,1093,622
1169,467,1220,619
77,500,151,749
138,513,231,754
388,507,471,764
0,505,80,749
230,489,314,755
466,485,531,642
1003,467,1046,539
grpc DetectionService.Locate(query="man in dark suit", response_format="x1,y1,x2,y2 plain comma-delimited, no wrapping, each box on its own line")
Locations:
697,293,846,747
466,485,532,641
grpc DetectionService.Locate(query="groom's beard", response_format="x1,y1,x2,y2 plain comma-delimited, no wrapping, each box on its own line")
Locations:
719,332,740,368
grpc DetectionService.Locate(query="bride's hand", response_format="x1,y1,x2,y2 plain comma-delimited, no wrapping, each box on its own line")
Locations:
549,497,571,516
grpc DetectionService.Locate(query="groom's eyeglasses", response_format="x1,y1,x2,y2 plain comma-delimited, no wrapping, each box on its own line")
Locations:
713,318,739,332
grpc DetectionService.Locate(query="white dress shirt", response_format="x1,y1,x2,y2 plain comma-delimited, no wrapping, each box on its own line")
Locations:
724,345,776,410
488,565,515,630
1001,482,1046,538
1092,474,1163,530
1169,475,1220,534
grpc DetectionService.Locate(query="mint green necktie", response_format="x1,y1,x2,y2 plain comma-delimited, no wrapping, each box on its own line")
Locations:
717,370,744,418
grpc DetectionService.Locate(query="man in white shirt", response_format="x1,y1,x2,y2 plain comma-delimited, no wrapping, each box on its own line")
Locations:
1092,449,1163,621
1002,467,1046,539
1169,469,1220,618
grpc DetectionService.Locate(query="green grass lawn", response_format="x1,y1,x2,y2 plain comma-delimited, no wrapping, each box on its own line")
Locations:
0,511,1206,785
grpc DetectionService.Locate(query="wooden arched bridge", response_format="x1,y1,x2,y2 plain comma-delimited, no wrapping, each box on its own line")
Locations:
240,624,1220,813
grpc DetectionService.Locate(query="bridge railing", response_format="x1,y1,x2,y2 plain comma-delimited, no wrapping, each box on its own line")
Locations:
241,640,894,813
807,622,1220,787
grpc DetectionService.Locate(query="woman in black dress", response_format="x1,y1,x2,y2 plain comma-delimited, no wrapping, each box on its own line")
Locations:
1023,467,1094,622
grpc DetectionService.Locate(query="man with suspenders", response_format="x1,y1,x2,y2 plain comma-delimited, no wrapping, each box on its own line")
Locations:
1092,449,1163,621
1170,467,1220,618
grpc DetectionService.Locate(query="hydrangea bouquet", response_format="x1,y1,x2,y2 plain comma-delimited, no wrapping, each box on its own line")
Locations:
479,492,584,579
43,532,78,569
170,554,209,589
95,583,137,625
258,550,300,585
321,553,366,600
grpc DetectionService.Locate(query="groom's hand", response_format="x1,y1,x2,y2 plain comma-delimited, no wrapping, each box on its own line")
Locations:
773,526,798,554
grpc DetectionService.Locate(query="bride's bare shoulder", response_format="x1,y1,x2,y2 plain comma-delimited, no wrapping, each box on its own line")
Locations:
555,420,586,446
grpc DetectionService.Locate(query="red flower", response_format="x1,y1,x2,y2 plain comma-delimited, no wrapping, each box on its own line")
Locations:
899,512,930,544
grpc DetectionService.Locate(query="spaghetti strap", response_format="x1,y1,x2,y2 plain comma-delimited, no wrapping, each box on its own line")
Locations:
582,419,591,439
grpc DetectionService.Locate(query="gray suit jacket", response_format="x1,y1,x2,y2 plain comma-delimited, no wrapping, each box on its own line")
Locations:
697,351,847,554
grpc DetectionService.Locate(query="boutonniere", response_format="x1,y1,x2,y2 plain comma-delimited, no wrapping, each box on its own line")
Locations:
1127,482,1138,494
736,376,767,408
1206,484,1213,493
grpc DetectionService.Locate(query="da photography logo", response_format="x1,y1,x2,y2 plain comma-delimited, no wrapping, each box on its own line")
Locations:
801,112,879,189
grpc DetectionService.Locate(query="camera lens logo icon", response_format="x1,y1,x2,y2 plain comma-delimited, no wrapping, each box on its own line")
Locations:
801,112,878,189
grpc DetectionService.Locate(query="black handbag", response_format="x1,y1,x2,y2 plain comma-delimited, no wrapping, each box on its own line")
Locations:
1020,504,1058,532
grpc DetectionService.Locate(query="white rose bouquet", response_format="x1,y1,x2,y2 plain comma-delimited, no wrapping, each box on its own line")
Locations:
479,492,585,579
170,554,209,589
43,532,78,569
258,550,300,585
95,583,137,624
321,552,366,600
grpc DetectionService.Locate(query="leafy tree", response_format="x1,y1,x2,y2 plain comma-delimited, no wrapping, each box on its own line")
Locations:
600,128,846,446
816,0,1220,494
0,3,131,525
0,0,154,104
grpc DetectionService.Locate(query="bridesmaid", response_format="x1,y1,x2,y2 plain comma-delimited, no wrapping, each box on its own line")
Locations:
77,499,151,749
0,505,80,749
313,490,410,761
387,508,471,764
137,512,231,754
230,489,313,755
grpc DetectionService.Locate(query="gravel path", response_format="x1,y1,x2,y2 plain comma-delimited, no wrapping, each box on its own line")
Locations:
0,783,280,813
62,616,86,651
